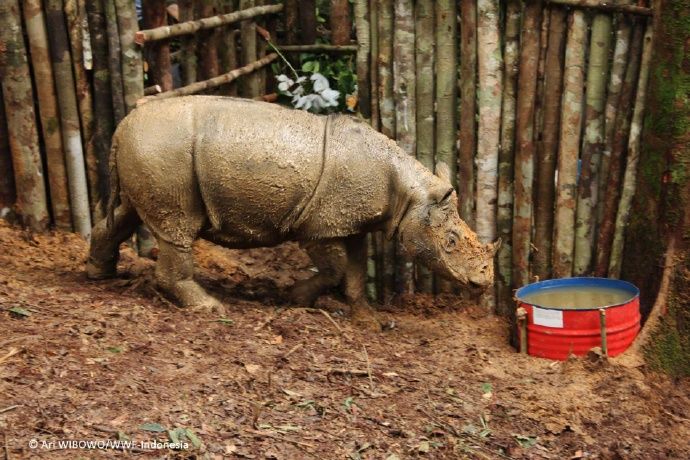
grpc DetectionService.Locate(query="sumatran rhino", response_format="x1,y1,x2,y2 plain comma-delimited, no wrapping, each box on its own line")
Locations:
87,96,498,329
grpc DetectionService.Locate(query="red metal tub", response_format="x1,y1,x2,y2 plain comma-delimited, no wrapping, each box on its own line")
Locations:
515,277,640,360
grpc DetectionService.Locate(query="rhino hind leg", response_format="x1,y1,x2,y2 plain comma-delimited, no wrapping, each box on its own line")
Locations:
86,201,141,279
344,235,382,332
155,239,224,315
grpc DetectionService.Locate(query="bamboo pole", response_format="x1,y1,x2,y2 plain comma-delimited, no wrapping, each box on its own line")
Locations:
496,0,521,314
144,0,173,92
103,0,126,125
598,4,632,239
45,0,92,237
369,0,379,131
476,0,502,308
435,0,457,184
378,0,395,299
533,6,567,280
458,0,477,228
545,0,652,16
512,1,543,288
65,0,100,220
355,0,371,119
197,1,220,82
86,0,115,206
284,0,298,44
552,10,587,279
0,91,16,214
298,0,317,45
23,0,71,230
415,0,434,294
393,0,415,294
178,0,197,86
140,54,278,102
609,21,652,279
0,0,50,231
331,0,351,45
240,0,259,97
573,13,612,275
595,20,645,277
135,4,283,44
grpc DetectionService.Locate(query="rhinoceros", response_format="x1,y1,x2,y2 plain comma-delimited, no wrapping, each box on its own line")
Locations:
87,96,498,329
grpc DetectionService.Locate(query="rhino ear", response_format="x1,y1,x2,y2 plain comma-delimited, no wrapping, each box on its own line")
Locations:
435,162,452,185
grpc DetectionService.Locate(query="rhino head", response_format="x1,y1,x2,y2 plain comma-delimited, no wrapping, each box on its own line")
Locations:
396,163,500,289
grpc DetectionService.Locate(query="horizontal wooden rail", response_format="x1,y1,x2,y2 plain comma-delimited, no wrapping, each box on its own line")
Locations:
545,0,653,16
135,4,283,45
137,53,278,103
278,44,358,53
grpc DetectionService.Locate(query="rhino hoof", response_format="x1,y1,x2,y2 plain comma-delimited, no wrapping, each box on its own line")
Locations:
351,306,383,332
86,258,117,280
188,300,226,316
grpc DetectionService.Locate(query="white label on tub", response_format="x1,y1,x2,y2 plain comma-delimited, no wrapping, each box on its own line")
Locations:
532,307,564,328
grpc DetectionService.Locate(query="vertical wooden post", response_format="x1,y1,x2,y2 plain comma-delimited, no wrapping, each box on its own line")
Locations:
435,0,457,183
331,0,351,45
178,0,198,86
45,0,92,237
23,0,72,230
143,0,173,92
458,0,477,228
240,0,259,97
552,10,587,279
599,308,608,357
284,0,299,45
298,0,317,45
197,1,220,82
355,0,371,119
0,91,16,215
219,1,239,96
103,0,126,124
393,0,416,294
369,0,379,130
0,0,49,231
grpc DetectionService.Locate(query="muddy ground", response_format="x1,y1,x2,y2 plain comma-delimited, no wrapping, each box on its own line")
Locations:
1,221,689,459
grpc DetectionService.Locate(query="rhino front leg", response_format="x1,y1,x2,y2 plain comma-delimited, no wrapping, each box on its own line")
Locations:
344,235,382,331
291,239,347,306
155,240,224,314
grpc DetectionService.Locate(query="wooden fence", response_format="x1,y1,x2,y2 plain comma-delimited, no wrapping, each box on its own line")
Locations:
0,0,655,315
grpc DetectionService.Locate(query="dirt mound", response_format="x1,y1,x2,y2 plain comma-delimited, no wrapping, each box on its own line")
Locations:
1,221,688,459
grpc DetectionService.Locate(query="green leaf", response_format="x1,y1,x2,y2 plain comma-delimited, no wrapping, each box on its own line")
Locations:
140,422,166,433
8,307,30,317
184,428,202,449
343,396,355,411
107,346,123,353
481,382,493,394
514,434,538,448
214,318,233,325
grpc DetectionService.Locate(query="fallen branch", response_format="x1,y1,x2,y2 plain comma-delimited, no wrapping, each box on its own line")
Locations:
545,0,652,16
138,53,278,103
278,44,357,53
0,348,20,366
0,405,20,414
143,84,162,96
135,4,283,44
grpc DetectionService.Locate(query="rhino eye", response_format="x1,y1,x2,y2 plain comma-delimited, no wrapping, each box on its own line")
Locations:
444,234,458,252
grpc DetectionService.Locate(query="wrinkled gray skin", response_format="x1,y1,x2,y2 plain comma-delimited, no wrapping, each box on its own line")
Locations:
87,97,498,329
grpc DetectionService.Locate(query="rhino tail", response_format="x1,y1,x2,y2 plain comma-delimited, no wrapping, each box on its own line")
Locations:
106,136,120,231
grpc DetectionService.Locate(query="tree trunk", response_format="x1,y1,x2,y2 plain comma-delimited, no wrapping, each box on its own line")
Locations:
86,0,115,207
377,0,395,139
0,0,49,231
115,0,145,112
65,0,100,220
573,13,612,275
284,0,298,45
219,1,239,96
178,0,197,86
552,10,586,279
354,0,371,119
533,6,566,280
458,0,477,228
622,0,690,377
496,0,520,314
45,0,92,237
197,1,220,82
144,0,173,92
298,0,317,45
595,20,645,277
240,0,259,97
512,0,543,288
331,0,351,45
23,0,71,230
413,0,434,293
0,90,16,216
393,0,415,294
369,0,379,130
103,0,127,124
609,20,653,279
435,0,457,185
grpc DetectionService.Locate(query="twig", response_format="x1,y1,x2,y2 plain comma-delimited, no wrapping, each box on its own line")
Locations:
362,345,374,390
244,428,316,449
304,308,343,335
0,348,20,366
325,368,369,377
0,405,20,415
283,342,303,359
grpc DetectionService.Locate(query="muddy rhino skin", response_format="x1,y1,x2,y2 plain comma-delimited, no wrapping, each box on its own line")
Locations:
87,96,498,329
